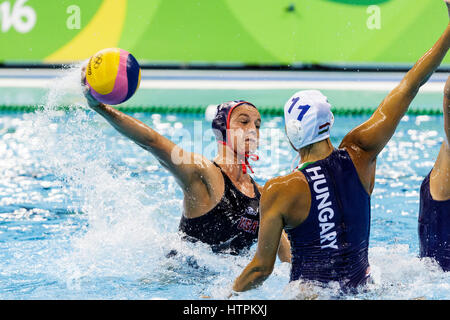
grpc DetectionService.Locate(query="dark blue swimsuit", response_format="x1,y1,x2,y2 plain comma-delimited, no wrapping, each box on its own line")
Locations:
418,171,450,271
286,149,371,290
179,162,260,255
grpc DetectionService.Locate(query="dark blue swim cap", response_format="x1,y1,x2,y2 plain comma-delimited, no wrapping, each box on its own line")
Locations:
211,100,257,143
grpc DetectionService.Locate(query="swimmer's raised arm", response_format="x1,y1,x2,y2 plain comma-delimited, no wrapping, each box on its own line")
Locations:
81,67,209,190
341,13,450,163
338,3,450,195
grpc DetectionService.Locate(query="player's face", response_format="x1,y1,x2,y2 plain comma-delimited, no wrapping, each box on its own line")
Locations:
228,104,261,154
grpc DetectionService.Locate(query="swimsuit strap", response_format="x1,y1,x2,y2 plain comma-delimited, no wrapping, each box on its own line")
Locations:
213,161,260,199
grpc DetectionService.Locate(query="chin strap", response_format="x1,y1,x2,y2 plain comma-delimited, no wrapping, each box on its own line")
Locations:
219,141,259,175
290,153,301,172
242,154,259,174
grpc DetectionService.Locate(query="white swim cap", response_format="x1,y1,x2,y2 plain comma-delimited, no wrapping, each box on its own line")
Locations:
284,90,334,150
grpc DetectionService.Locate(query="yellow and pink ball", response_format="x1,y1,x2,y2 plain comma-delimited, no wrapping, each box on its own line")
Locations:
85,48,141,105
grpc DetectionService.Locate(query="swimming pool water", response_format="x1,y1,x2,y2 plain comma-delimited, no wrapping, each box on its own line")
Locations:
0,69,448,300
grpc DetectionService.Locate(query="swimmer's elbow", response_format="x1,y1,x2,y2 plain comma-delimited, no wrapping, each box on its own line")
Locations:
255,273,271,287
248,267,272,289
251,262,274,279
260,266,274,278
233,263,273,292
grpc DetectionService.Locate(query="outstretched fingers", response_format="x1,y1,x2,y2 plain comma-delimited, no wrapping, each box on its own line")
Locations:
80,63,102,108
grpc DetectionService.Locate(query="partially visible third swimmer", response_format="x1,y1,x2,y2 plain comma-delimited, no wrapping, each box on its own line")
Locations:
418,75,450,272
232,0,450,293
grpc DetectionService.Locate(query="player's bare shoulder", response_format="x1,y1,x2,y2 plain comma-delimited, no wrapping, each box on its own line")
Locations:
262,170,311,227
264,170,309,195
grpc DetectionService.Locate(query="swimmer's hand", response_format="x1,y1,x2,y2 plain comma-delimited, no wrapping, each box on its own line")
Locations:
80,64,104,109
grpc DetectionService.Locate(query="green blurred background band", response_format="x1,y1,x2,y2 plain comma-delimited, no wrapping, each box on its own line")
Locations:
1,0,449,67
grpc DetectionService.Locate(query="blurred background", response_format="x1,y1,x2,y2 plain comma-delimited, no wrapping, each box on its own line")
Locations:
2,0,450,67
0,0,449,113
